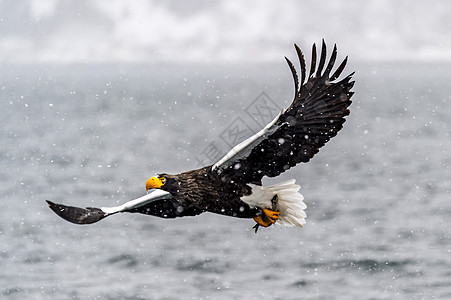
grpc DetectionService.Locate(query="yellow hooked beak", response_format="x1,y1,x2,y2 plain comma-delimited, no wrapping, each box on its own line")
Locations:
145,176,166,191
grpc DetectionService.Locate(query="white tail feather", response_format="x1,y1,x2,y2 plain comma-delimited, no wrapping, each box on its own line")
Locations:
241,179,307,227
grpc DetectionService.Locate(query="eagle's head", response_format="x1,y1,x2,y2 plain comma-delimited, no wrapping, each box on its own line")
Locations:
145,176,166,190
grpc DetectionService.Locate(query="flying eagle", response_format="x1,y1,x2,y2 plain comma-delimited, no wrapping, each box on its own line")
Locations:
47,41,354,232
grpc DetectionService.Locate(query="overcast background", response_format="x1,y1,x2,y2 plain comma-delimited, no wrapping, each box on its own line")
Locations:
2,1,451,299
0,0,450,64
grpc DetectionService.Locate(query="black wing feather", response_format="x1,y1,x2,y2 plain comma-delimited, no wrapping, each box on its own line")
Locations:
46,200,108,224
127,198,204,218
295,44,307,86
324,44,337,77
215,41,354,184
330,56,349,81
308,43,317,78
316,39,327,77
285,57,299,98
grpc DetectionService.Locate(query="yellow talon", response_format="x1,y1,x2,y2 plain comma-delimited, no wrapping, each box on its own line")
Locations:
253,208,280,228
263,208,280,221
253,215,272,227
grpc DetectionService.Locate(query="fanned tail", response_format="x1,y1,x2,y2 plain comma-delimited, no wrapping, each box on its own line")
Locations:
242,179,307,227
265,180,307,227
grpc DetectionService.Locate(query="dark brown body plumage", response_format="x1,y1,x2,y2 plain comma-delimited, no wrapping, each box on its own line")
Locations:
130,167,260,219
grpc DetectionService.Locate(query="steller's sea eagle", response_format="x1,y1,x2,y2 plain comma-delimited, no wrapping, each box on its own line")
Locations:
47,40,354,232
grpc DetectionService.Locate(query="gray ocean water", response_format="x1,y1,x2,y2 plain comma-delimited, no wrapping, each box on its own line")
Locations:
1,61,450,299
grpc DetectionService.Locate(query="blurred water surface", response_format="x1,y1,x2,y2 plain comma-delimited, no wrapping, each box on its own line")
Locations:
1,61,450,299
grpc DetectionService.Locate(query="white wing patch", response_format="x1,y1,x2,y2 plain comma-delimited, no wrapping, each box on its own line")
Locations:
212,109,284,172
101,189,172,215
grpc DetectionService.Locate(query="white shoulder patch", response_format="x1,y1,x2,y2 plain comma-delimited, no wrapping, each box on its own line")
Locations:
101,189,172,214
212,109,284,172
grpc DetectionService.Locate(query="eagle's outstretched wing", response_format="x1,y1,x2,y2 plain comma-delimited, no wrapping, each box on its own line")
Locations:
213,40,354,184
46,189,180,224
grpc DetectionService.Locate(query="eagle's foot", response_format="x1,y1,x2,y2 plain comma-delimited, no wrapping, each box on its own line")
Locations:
252,195,280,233
253,208,280,230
